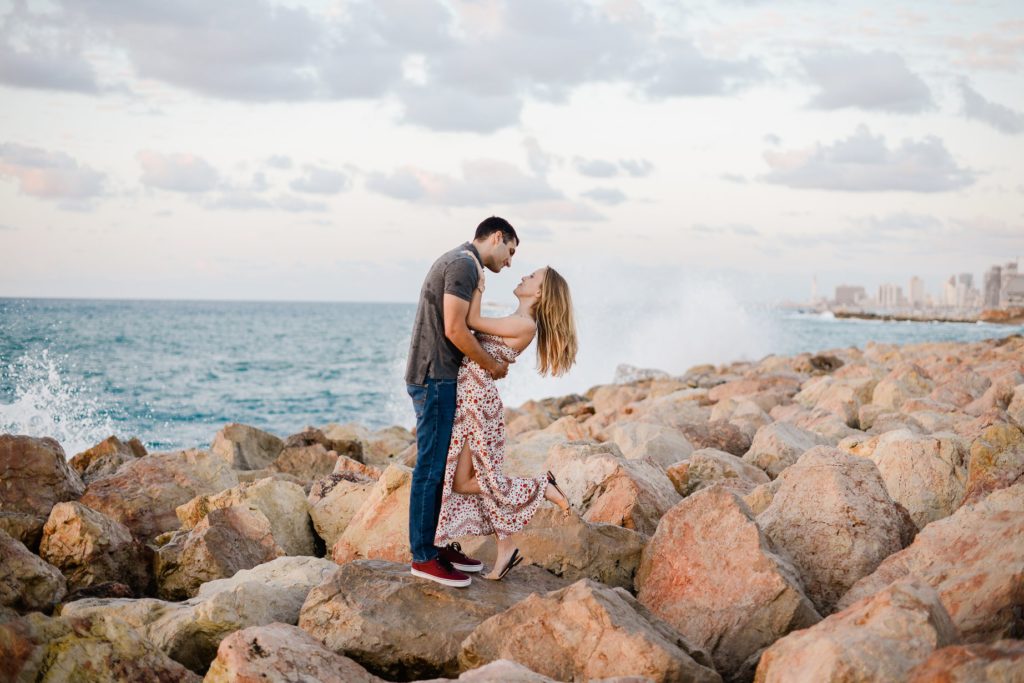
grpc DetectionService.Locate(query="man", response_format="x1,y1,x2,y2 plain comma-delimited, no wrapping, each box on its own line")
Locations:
406,216,519,587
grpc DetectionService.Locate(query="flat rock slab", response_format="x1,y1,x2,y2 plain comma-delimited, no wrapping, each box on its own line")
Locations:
298,559,570,681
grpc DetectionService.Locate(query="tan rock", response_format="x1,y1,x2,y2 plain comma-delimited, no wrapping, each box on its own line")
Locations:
297,559,568,680
177,477,314,556
40,501,149,595
205,622,381,683
795,376,877,427
635,487,820,680
906,639,1024,683
754,579,959,683
503,431,569,477
79,448,238,542
677,420,751,457
869,429,969,527
539,415,589,441
757,446,916,613
460,579,721,683
545,441,681,536
1008,383,1024,425
741,478,780,515
210,423,284,470
0,435,84,520
332,453,383,479
69,435,147,484
457,507,647,590
415,659,560,682
930,368,992,408
284,426,363,461
331,464,413,564
308,473,376,548
269,443,338,481
668,447,770,497
962,422,1024,506
155,504,285,600
837,482,1024,642
591,383,648,415
625,390,712,432
605,420,693,470
60,555,338,673
0,510,45,550
708,375,801,402
0,528,67,612
873,362,934,410
322,423,414,466
0,611,200,682
743,421,831,479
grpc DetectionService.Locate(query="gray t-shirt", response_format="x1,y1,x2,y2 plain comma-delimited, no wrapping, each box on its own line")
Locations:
405,243,482,385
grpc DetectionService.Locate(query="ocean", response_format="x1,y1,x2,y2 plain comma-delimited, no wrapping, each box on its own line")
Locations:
2,295,1022,457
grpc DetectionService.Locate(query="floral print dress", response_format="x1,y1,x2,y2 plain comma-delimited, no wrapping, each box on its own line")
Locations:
434,333,547,545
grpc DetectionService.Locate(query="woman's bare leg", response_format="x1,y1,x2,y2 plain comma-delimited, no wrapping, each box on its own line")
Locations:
452,441,481,495
544,483,570,512
482,534,517,580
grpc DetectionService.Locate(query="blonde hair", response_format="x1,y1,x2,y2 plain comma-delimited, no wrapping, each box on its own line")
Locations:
533,267,578,377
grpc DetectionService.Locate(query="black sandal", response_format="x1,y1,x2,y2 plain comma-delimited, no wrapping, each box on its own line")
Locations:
546,470,573,517
496,548,523,580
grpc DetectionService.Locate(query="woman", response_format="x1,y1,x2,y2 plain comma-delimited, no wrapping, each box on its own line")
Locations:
433,265,578,580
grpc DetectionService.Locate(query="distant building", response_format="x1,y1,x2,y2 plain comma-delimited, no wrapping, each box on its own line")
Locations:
984,266,1003,308
835,285,866,306
1007,276,1024,306
878,283,903,309
943,276,957,307
1002,262,1021,307
909,276,925,307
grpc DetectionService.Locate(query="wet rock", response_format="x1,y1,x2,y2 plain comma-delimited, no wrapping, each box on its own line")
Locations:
0,528,67,612
210,423,285,470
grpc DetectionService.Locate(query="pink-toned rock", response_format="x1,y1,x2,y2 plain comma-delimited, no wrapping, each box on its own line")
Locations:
298,559,569,680
460,579,721,683
743,421,832,479
154,504,285,600
754,579,959,683
906,639,1024,683
708,375,801,402
930,368,992,408
308,472,376,548
837,482,1024,642
622,390,712,433
605,421,693,470
1008,384,1024,426
332,453,383,479
868,429,969,528
284,426,364,461
69,435,147,483
872,362,934,410
795,376,877,428
635,487,820,681
868,410,928,435
416,659,560,682
591,383,648,415
545,441,681,536
503,431,569,477
741,478,781,515
0,435,84,521
331,464,413,564
322,423,414,466
677,419,752,457
205,622,381,683
210,423,284,470
79,448,238,542
269,443,338,481
757,446,916,614
0,528,67,612
962,422,1024,506
39,501,149,595
539,415,589,441
667,448,769,497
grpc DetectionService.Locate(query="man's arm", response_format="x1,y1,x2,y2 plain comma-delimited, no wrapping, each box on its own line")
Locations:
443,294,509,379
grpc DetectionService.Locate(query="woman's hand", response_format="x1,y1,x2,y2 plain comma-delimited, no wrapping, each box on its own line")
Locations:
476,262,486,293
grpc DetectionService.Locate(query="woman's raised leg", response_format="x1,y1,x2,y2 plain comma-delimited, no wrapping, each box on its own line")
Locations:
452,440,482,495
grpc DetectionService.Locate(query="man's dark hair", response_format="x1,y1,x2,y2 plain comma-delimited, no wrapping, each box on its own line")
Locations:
475,216,519,245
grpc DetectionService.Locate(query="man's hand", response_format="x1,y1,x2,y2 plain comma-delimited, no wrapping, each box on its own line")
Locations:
488,357,511,380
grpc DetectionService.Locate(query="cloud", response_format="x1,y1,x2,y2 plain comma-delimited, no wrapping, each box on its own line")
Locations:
366,159,562,206
945,21,1024,71
582,187,627,205
639,38,764,97
523,137,555,177
0,223,16,231
204,191,326,212
265,155,293,170
0,142,105,200
800,48,933,113
959,79,1024,134
691,223,760,236
290,165,349,194
0,4,100,93
762,125,976,193
721,173,747,183
398,85,522,133
858,212,942,233
276,194,328,213
514,199,604,222
574,157,655,178
620,159,654,177
137,151,219,193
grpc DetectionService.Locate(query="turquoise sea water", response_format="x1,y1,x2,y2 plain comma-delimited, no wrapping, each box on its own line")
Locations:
2,297,1021,457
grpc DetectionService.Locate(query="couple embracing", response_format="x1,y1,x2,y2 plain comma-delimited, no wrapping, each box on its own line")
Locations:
405,217,578,587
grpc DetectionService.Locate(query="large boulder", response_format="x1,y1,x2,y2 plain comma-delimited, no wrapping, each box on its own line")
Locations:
176,477,314,556
756,446,916,614
962,422,1024,506
868,429,969,528
415,659,560,682
0,435,84,522
154,503,285,600
604,421,693,470
322,423,414,466
837,482,1024,642
457,507,647,591
677,420,752,457
269,444,338,481
460,579,721,683
39,501,149,595
297,559,569,680
0,528,67,612
205,622,381,683
743,421,831,479
503,431,569,477
754,579,959,683
795,376,877,427
308,472,376,548
68,435,147,484
284,426,364,461
667,447,770,497
545,441,681,536
0,611,200,682
872,362,934,410
0,510,46,551
210,423,284,470
59,556,337,673
1008,384,1024,425
635,487,820,681
79,449,238,542
331,464,412,564
907,639,1024,682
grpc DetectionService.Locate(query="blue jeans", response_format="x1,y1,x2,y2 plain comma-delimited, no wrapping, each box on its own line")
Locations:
407,378,457,563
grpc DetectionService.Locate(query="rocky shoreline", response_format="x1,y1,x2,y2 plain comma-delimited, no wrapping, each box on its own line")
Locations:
2,335,1024,682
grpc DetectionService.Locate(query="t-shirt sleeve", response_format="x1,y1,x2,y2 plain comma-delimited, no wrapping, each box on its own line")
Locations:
444,254,480,302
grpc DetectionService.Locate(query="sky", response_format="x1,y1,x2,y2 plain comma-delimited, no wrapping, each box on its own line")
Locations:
1,0,1023,305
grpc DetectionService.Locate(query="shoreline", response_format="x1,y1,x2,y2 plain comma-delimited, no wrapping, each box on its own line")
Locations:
827,307,1024,325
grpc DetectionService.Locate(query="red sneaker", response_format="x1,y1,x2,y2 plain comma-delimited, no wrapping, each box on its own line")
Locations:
410,557,471,588
438,542,483,573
